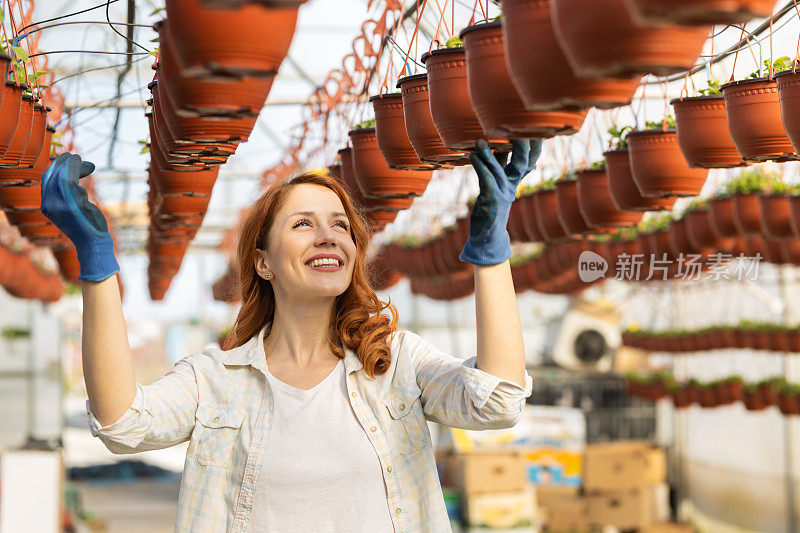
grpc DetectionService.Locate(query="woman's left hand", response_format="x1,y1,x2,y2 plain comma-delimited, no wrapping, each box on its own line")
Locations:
459,138,543,266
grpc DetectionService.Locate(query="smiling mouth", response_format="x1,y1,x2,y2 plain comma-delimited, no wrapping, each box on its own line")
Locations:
305,258,343,271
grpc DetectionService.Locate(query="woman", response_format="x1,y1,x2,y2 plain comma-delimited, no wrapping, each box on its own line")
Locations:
40,138,541,533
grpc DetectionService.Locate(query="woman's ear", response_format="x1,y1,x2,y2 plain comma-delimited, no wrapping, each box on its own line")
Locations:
254,249,273,280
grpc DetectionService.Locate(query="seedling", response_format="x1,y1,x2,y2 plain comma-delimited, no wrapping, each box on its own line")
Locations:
608,125,632,150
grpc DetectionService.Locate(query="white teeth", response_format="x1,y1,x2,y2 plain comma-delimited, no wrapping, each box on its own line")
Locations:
307,258,340,267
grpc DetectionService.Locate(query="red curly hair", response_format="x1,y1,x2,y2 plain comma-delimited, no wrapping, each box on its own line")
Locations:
225,172,399,377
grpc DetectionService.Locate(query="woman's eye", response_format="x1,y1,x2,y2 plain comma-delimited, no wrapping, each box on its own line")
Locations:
293,219,311,228
334,220,349,230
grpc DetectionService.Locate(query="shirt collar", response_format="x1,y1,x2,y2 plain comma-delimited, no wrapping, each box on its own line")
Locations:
222,321,363,374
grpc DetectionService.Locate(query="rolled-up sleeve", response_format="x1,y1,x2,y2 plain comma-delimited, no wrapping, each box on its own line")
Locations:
398,330,533,430
85,355,200,454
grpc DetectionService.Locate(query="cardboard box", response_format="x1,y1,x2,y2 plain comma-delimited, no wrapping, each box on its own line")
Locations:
587,483,669,530
464,486,537,529
545,496,590,532
583,441,666,492
454,450,529,495
642,522,696,533
535,484,580,511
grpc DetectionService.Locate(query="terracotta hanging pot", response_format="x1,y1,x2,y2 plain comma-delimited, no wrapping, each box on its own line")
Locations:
775,69,800,155
0,82,22,158
721,77,799,163
779,239,800,265
396,73,469,166
164,0,299,79
52,244,81,284
708,196,740,238
604,149,676,211
788,196,800,237
348,128,432,198
421,47,510,151
370,93,437,171
461,21,587,139
668,217,704,258
0,182,40,211
515,193,544,242
507,198,529,242
672,96,747,168
0,95,34,168
576,169,643,228
627,129,710,197
550,0,711,78
156,20,273,117
759,194,795,239
19,104,48,169
623,0,777,26
149,165,219,196
555,178,592,234
501,0,640,111
732,193,764,235
532,189,570,242
685,208,735,251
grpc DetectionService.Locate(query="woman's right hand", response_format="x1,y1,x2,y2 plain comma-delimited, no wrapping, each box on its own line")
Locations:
40,153,120,282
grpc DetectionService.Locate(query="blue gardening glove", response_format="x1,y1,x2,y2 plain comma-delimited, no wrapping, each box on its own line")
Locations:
40,153,120,282
460,138,543,266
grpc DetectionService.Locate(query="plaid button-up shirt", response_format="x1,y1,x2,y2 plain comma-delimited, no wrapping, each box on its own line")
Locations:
87,323,533,532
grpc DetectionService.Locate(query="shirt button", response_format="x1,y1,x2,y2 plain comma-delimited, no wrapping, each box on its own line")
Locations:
386,466,392,473
351,392,357,398
370,426,377,432
395,508,401,515
213,416,220,424
398,403,405,411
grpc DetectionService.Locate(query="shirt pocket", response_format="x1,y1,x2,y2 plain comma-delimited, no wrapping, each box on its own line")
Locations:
188,403,246,467
383,382,430,455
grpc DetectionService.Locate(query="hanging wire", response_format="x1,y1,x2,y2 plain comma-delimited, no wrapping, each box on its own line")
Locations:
18,20,152,37
106,0,152,53
16,0,121,35
29,50,151,58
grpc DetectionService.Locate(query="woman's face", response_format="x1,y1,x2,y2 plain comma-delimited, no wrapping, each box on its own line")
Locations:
256,183,357,300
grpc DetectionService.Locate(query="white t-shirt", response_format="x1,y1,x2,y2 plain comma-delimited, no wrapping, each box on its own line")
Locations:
249,359,395,532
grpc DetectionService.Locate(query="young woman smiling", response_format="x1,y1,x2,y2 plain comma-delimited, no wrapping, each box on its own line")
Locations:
40,138,541,532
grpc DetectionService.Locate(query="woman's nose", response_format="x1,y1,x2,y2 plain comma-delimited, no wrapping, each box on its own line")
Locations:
314,225,337,246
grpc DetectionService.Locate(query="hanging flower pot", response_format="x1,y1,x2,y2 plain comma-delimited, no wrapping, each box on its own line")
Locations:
0,182,40,211
778,387,800,416
780,239,800,265
52,244,81,284
16,126,54,185
743,386,767,410
508,197,530,242
550,0,711,79
396,73,469,166
627,128,710,197
669,217,703,258
19,104,47,168
164,0,299,79
421,47,510,151
155,20,272,117
502,0,640,111
775,68,800,155
732,193,764,235
685,207,735,252
623,0,777,26
461,21,587,139
0,95,34,168
370,93,437,171
672,95,747,168
721,77,799,163
149,164,219,196
576,168,643,229
348,127,433,198
514,192,544,242
555,177,592,234
708,196,740,238
759,193,795,239
0,82,23,158
605,149,676,211
533,187,570,242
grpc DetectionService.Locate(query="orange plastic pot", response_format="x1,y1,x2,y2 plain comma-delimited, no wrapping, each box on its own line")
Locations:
370,93,437,171
0,95,34,168
709,196,740,238
604,149,676,211
732,193,764,235
0,182,40,211
576,169,643,228
759,194,795,239
149,164,219,196
685,208,735,251
19,105,48,168
551,0,710,78
623,0,776,25
555,179,592,235
156,20,273,117
0,81,21,159
672,95,747,168
53,244,81,284
513,194,544,242
532,189,569,242
421,47,510,151
627,129,710,197
461,21,586,139
775,69,800,155
348,128,432,198
501,0,639,111
722,77,799,163
396,73,469,166
164,0,299,79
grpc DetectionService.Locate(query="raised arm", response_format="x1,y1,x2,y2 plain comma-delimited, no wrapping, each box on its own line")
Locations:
460,139,543,386
41,154,135,426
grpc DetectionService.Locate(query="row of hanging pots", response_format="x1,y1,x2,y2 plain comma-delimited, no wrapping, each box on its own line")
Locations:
164,0,299,79
707,189,800,242
387,215,470,279
212,260,240,303
623,324,800,353
408,266,475,301
672,70,800,168
367,246,403,291
509,239,604,295
0,241,63,302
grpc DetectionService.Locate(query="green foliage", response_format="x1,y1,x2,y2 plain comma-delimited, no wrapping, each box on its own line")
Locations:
749,56,793,79
537,176,557,191
644,115,676,130
589,160,606,171
445,36,463,48
556,171,575,182
518,184,538,196
719,167,784,196
637,212,672,233
608,125,632,150
353,117,375,130
138,140,150,154
698,76,722,96
1,326,30,341
782,382,800,395
683,197,709,214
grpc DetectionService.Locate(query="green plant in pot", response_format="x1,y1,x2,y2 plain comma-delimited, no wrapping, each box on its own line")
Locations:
698,76,722,96
719,167,783,196
353,117,376,131
644,115,676,131
608,125,632,151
